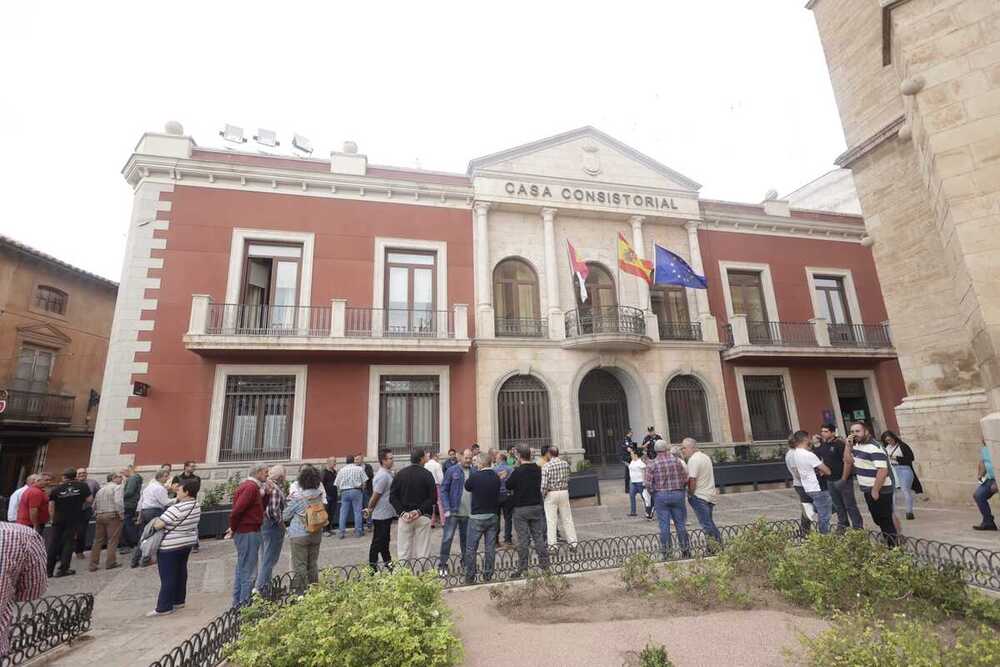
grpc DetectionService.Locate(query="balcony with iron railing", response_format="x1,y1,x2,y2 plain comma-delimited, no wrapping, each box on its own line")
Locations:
184,296,470,354
562,305,651,351
494,316,548,338
721,314,895,360
658,321,703,342
0,389,75,425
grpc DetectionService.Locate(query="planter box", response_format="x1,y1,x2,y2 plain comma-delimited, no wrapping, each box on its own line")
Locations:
568,471,601,504
713,461,791,493
199,505,233,538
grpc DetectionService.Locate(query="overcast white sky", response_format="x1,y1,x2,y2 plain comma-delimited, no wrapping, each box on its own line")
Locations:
1,1,845,282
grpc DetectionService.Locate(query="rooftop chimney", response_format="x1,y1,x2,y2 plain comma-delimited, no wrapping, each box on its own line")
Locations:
330,140,367,176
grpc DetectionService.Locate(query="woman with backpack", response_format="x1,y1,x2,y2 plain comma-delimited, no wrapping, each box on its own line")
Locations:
283,466,327,589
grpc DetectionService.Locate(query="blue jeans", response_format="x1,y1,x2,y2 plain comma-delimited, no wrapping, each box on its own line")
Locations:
892,465,915,514
464,515,498,583
338,489,364,537
974,479,997,525
808,490,833,534
438,514,468,569
629,482,647,515
653,490,689,556
156,546,191,613
256,518,285,591
232,531,261,607
687,495,722,545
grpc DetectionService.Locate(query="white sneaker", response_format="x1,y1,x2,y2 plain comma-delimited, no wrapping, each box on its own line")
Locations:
146,609,174,617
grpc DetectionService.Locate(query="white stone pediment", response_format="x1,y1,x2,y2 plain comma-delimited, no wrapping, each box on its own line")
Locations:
468,126,700,193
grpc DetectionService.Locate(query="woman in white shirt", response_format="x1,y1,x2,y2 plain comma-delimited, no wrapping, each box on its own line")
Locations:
627,449,649,517
424,452,445,528
147,478,201,617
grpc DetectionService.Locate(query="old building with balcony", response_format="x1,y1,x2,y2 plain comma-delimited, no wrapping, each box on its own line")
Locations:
0,235,117,496
93,123,907,480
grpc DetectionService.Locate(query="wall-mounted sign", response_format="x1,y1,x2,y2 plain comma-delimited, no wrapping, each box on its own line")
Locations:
585,429,596,438
504,181,679,211
852,410,866,420
133,381,150,397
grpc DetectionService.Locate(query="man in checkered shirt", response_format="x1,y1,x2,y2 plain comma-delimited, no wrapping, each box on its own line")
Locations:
541,446,578,548
1,522,48,657
644,440,691,558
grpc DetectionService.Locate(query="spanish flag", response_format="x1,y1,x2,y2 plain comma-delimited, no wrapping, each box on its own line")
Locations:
618,233,654,286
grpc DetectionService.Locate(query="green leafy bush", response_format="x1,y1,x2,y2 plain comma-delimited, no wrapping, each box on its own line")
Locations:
709,448,729,464
574,459,593,473
621,553,659,592
629,642,674,667
225,569,462,667
716,518,791,576
489,571,570,610
656,558,752,610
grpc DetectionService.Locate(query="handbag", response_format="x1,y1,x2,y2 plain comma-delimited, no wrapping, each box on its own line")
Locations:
140,503,195,560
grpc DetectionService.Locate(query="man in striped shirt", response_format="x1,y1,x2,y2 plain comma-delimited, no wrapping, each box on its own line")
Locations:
0,522,47,656
846,421,897,544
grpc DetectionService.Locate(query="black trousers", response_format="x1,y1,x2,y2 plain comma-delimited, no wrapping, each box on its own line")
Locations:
368,518,393,569
122,508,139,548
863,489,897,546
47,521,77,575
74,507,94,554
496,497,514,543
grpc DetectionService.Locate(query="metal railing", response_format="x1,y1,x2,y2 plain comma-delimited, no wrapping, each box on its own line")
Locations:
829,322,893,348
565,305,646,338
495,316,547,338
722,323,734,348
205,303,331,336
344,307,455,338
0,390,74,423
2,593,94,667
658,321,703,341
149,518,1000,667
746,320,817,346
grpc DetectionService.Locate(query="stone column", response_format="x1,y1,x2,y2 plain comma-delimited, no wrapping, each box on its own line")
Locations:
542,208,565,340
330,298,346,337
685,221,710,318
474,202,494,338
630,216,649,311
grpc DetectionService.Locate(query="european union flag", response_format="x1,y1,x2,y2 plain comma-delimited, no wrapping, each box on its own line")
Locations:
653,244,707,289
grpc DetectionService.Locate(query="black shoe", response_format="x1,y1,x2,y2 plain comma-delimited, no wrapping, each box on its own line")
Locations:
905,512,914,520
54,569,76,578
627,513,637,517
973,523,998,531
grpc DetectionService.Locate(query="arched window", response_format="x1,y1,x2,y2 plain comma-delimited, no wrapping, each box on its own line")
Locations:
34,285,68,315
665,375,712,444
574,263,617,311
497,374,551,451
493,258,542,337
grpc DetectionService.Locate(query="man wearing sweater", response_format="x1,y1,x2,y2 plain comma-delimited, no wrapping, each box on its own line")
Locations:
389,449,437,561
505,444,550,576
225,463,268,607
463,464,501,583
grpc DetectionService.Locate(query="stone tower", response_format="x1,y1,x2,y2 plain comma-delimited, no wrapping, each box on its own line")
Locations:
807,0,1000,502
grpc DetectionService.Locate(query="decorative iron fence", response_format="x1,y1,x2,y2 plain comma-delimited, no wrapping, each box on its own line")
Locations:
344,307,455,338
149,519,1000,667
746,320,817,346
565,305,646,338
0,390,74,423
658,321,703,341
495,316,547,338
205,303,331,336
1,593,94,667
829,322,893,348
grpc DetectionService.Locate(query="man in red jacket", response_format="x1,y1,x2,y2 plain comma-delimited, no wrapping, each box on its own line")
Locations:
225,463,268,607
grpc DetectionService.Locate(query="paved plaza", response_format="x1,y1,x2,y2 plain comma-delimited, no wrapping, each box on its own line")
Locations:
36,482,999,666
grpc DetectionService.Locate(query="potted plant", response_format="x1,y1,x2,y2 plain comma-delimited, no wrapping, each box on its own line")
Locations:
568,458,601,503
198,472,242,538
711,444,791,493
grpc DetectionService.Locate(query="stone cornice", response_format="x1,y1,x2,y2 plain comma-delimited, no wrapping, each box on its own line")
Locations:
701,210,866,242
122,155,475,209
834,116,905,168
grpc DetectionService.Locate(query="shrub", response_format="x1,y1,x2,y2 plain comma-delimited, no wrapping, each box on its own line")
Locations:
621,553,659,592
490,570,570,610
656,558,752,610
574,459,593,473
628,642,674,667
717,518,791,576
709,448,729,464
225,569,462,667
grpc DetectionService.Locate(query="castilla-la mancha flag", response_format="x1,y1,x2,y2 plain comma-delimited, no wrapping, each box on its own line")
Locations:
617,233,654,286
567,240,590,302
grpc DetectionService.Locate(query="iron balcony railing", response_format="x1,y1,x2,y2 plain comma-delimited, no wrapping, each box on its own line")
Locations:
494,316,547,338
345,307,455,338
829,322,893,348
0,390,74,424
565,305,646,338
658,321,703,341
205,303,331,336
746,320,817,346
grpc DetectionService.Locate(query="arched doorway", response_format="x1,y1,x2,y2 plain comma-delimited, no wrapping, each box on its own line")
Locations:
579,368,629,467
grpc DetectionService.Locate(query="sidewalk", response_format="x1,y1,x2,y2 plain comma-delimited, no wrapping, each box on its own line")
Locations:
35,481,998,666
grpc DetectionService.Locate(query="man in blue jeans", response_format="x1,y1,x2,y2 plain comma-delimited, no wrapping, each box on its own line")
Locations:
973,442,998,531
681,438,722,547
786,430,833,534
463,460,501,583
644,440,690,558
226,463,268,607
334,455,367,538
438,449,472,575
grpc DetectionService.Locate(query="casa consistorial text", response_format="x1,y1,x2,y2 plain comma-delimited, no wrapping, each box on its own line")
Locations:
503,180,680,210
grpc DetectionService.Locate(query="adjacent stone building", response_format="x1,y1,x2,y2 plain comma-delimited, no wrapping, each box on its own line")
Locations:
807,0,1000,501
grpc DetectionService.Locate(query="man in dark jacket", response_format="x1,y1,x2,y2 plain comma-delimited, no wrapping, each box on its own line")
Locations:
505,444,550,575
321,458,338,536
389,449,437,562
818,423,863,531
642,426,661,460
463,464,501,583
120,466,142,551
620,428,636,492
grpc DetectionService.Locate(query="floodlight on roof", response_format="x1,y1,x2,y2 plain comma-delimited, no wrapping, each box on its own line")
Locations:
291,133,313,155
254,128,280,148
219,124,247,144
